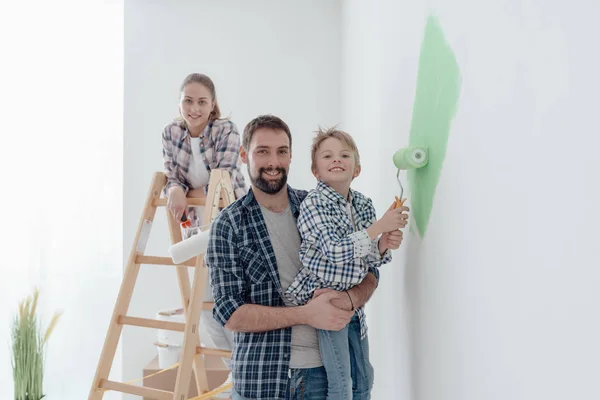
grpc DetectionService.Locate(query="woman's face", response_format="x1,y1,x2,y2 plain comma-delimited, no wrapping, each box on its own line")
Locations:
179,82,215,132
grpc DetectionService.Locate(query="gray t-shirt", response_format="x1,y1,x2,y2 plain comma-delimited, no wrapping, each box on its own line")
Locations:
260,204,322,368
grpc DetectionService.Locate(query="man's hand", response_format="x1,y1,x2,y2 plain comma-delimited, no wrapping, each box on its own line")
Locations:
305,291,354,331
313,288,353,311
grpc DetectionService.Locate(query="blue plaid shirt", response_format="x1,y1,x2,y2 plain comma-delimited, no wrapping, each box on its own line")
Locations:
285,181,391,339
206,186,380,399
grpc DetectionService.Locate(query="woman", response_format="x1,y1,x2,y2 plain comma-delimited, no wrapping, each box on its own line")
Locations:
162,73,247,398
162,73,247,224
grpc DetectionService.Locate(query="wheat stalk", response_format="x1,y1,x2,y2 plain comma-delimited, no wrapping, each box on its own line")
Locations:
11,289,61,400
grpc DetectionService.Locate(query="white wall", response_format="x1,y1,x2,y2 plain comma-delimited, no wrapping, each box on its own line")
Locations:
0,1,123,399
339,1,413,399
124,0,341,395
342,0,600,399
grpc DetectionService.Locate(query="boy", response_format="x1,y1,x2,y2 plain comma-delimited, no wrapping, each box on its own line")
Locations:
285,127,409,399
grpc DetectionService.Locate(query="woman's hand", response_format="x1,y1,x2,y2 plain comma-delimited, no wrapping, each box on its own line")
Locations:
167,186,188,222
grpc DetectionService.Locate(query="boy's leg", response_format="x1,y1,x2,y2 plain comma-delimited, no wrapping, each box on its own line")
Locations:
348,315,374,400
318,326,352,399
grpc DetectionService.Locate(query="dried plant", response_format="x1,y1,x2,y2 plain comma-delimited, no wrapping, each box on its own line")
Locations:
11,289,62,400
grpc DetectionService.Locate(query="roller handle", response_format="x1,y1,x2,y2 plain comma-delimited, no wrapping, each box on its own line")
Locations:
394,196,407,209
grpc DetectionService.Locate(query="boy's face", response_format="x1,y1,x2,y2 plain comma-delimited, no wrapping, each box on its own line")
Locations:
240,128,292,195
313,137,361,187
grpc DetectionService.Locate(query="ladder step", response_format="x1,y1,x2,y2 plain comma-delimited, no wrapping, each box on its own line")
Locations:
136,255,197,267
118,316,185,332
154,198,207,206
154,198,227,207
196,346,232,358
99,379,173,400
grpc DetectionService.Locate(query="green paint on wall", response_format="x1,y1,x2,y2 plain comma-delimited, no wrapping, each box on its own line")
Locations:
408,15,462,238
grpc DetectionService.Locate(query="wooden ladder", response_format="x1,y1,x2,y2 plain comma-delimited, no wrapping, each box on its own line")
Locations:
88,170,234,400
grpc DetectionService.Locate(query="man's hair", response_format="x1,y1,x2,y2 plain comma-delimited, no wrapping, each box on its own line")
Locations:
242,115,292,151
311,126,361,171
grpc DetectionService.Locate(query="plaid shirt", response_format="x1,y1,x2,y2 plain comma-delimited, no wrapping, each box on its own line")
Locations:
285,181,392,339
162,118,247,227
206,186,380,399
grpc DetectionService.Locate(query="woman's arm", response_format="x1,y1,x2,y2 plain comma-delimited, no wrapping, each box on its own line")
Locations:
162,124,190,220
162,124,189,195
187,188,207,198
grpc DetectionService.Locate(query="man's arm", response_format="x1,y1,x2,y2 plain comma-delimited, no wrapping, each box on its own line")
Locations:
207,215,248,329
348,270,378,309
225,304,306,332
317,271,379,311
225,290,353,333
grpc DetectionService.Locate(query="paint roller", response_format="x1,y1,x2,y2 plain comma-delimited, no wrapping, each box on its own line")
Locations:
392,146,429,208
168,224,211,265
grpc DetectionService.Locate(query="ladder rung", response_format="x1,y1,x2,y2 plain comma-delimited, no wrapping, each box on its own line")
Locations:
196,346,232,358
154,198,227,207
99,379,173,400
154,198,207,206
202,302,214,311
136,255,197,267
118,316,185,332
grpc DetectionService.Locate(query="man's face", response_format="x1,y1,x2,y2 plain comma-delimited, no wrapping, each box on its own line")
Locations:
240,128,292,194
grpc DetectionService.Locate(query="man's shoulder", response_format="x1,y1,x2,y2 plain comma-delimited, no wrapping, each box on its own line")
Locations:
289,186,309,203
212,196,246,229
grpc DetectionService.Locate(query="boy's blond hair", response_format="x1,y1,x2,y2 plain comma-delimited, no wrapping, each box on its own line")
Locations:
311,126,361,172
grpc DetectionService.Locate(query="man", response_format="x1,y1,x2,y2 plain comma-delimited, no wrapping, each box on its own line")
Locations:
206,115,380,400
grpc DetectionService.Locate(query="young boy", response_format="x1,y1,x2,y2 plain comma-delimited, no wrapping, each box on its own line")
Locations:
285,127,408,399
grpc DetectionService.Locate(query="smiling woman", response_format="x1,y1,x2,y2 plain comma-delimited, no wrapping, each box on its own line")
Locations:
160,73,248,398
162,73,248,226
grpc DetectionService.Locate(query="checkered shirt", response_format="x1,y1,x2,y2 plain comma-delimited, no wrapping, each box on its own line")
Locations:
285,181,391,339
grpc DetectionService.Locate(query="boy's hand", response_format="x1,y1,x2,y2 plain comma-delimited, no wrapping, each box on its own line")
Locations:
379,201,409,232
367,201,409,240
379,229,404,253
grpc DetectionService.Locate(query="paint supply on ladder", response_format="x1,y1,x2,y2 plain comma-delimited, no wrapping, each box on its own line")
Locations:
392,146,429,205
168,225,212,264
154,308,185,369
180,212,192,228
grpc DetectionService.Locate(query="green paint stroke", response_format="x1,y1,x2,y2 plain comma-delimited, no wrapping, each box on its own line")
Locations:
408,15,462,238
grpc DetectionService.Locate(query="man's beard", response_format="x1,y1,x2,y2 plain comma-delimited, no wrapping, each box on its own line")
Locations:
249,166,288,194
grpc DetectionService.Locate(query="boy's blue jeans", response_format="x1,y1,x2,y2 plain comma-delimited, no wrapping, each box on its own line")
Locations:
318,313,374,399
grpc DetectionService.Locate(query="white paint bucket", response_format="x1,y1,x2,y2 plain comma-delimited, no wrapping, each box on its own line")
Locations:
155,341,182,369
156,308,185,345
